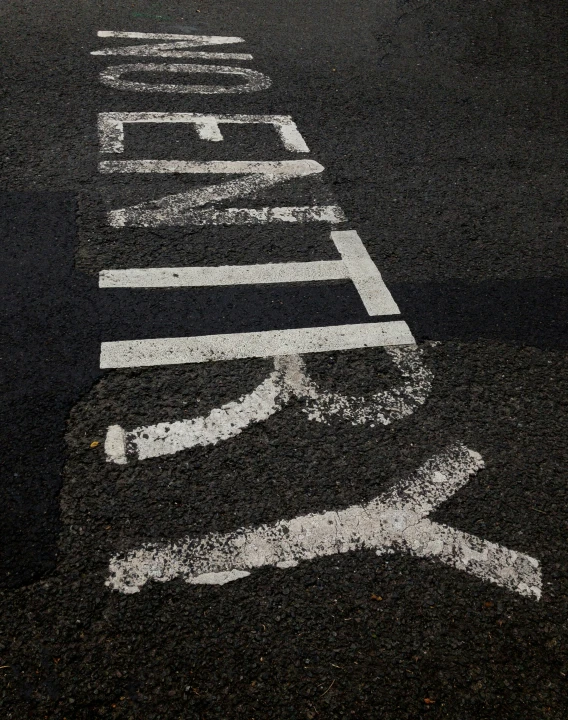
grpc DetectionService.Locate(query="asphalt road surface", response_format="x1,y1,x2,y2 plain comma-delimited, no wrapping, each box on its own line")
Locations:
1,0,567,717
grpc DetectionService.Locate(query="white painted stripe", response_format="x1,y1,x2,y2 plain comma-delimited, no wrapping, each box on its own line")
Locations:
278,124,311,153
98,113,310,154
105,355,311,462
99,261,348,288
192,569,251,584
92,46,252,60
97,31,245,44
303,344,433,425
105,162,326,228
108,174,293,224
129,374,283,460
98,230,399,317
99,159,323,175
104,349,432,464
402,520,541,600
109,205,347,228
99,63,271,94
195,121,223,142
104,425,127,465
99,322,415,369
106,444,542,599
331,230,400,316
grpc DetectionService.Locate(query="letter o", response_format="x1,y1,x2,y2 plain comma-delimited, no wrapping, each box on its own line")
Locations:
99,63,272,93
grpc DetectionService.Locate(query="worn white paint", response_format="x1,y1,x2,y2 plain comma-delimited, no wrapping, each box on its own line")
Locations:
100,159,321,175
99,261,349,288
104,425,128,465
99,63,271,94
100,322,415,369
190,569,251,585
302,344,433,425
331,230,400,316
99,230,399,318
98,113,309,154
105,355,311,462
97,31,246,43
92,45,252,60
105,160,333,228
106,444,542,599
104,348,431,464
110,204,346,228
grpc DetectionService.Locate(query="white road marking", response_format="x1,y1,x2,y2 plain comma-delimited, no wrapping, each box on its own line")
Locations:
302,344,433,425
99,261,349,288
98,112,310,154
332,230,400,316
92,46,252,60
104,160,335,228
109,204,346,228
99,63,272,94
99,116,335,228
100,159,321,175
104,425,128,465
99,230,399,315
191,569,252,585
97,31,246,43
100,322,415,369
105,355,310,462
106,444,542,599
104,348,432,464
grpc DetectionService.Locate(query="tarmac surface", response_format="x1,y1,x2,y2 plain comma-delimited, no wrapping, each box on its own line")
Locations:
0,0,567,717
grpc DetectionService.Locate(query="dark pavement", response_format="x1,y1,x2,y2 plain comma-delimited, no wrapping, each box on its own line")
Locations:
0,0,567,717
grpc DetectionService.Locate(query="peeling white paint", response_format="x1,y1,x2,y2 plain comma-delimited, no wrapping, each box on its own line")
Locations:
105,347,430,464
109,204,346,228
98,113,310,154
302,345,433,426
99,230,400,317
104,160,327,228
99,260,350,288
99,63,271,94
104,424,127,465
100,322,415,370
189,569,250,585
106,444,542,599
106,356,309,462
97,31,246,43
100,159,323,175
92,45,252,61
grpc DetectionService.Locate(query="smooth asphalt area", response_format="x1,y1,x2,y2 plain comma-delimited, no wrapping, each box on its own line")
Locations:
0,0,567,718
